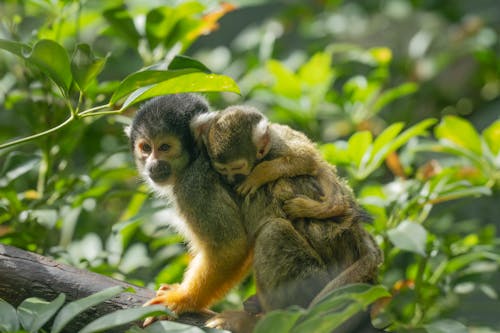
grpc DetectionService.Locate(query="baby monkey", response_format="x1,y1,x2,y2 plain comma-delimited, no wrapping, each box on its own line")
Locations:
192,105,352,220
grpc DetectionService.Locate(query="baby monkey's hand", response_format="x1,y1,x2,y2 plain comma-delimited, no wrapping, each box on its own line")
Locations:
236,175,264,196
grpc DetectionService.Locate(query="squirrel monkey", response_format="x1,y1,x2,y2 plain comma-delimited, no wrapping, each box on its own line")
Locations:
126,94,253,315
191,105,352,220
128,94,382,332
191,104,382,319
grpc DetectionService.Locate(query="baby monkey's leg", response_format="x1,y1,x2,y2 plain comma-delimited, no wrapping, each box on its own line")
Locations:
283,167,353,220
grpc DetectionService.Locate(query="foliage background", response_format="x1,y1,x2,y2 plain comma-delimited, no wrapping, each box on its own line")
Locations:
0,0,499,332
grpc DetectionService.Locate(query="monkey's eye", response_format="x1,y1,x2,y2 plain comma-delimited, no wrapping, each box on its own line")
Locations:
140,143,152,153
229,161,247,172
231,165,243,172
213,163,227,174
159,143,171,152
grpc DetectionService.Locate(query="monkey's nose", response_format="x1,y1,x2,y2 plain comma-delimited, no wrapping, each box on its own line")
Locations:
148,160,171,183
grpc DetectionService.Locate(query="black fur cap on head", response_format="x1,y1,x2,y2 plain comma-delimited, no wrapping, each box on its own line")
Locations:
129,93,209,153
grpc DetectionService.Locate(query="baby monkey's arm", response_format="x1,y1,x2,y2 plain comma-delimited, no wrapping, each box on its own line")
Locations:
237,123,321,196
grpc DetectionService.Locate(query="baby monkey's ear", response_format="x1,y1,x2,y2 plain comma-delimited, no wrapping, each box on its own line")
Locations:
190,111,218,146
253,118,271,159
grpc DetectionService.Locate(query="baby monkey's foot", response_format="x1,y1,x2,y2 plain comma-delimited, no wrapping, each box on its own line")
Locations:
283,195,348,220
283,195,321,219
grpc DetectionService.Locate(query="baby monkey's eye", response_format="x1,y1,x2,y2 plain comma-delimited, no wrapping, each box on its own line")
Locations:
229,161,247,171
213,162,228,173
159,143,171,152
140,143,152,153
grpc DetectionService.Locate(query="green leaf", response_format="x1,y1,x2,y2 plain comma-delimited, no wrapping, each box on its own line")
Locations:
371,118,436,169
0,38,31,57
103,6,141,48
482,119,500,155
51,286,124,333
18,294,66,333
307,284,389,315
293,303,358,333
445,251,500,273
71,44,107,92
371,122,405,161
0,39,72,94
436,185,492,203
253,309,303,333
168,55,211,73
0,152,40,187
435,116,482,154
372,82,418,114
294,284,389,333
347,131,373,168
28,40,72,94
267,60,301,98
143,320,221,333
145,3,205,50
389,118,437,151
112,219,143,249
145,6,178,50
120,72,240,109
0,298,20,333
417,141,484,171
0,39,72,93
359,119,436,179
78,305,174,333
320,143,350,165
423,319,468,333
387,220,427,256
110,69,199,105
298,52,333,86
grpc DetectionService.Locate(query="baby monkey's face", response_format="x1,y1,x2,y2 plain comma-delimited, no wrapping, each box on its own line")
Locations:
212,158,252,184
204,108,267,185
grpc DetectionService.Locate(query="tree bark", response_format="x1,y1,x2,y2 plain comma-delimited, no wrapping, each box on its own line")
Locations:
0,244,212,332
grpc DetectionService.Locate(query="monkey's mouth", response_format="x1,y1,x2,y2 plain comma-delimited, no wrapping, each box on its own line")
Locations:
147,162,171,183
149,171,172,183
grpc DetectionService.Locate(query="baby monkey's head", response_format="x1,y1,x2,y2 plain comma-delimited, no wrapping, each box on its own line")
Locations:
191,105,271,184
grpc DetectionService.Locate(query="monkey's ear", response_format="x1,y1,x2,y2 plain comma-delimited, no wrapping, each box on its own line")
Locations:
253,118,271,159
124,125,132,138
191,112,217,145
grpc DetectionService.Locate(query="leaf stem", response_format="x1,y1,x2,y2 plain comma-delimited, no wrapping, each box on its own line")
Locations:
411,255,428,326
75,91,84,115
0,102,118,150
0,114,75,150
79,109,123,118
77,103,112,116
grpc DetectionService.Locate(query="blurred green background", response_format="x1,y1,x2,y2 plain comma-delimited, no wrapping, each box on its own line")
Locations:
0,1,499,332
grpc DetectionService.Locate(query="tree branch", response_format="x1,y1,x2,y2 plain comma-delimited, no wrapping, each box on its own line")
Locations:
0,244,212,332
